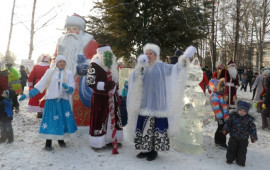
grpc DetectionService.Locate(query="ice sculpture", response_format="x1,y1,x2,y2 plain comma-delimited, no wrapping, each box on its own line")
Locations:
172,58,205,154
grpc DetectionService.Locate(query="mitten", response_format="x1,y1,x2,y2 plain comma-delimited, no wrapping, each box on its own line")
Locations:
76,64,88,75
77,54,86,64
62,83,69,90
19,94,27,101
183,46,196,59
29,88,40,98
62,83,74,94
104,81,115,90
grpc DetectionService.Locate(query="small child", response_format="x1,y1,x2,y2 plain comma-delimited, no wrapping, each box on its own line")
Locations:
240,74,247,92
209,78,229,149
0,90,14,144
223,100,258,167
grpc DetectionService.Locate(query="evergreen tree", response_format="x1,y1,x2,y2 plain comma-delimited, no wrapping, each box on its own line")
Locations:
86,0,209,62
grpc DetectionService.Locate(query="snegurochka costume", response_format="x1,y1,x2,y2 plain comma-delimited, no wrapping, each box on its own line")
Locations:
127,44,196,156
23,55,77,140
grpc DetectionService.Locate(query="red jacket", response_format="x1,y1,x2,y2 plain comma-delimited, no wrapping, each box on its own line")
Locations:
199,72,209,94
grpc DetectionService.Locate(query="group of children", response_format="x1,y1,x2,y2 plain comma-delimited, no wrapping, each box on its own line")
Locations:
209,78,258,167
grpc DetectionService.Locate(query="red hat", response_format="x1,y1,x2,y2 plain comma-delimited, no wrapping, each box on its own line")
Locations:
228,60,235,66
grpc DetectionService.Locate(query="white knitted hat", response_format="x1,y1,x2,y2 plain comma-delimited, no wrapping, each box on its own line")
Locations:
55,55,66,64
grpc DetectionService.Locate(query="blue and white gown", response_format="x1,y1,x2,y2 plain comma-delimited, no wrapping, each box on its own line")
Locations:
34,68,77,140
127,56,189,152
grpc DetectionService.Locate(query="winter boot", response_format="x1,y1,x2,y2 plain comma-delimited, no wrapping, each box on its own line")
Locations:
36,112,43,118
146,150,158,161
7,135,14,144
0,137,6,144
0,129,7,143
136,151,150,159
218,143,228,150
58,140,66,148
45,140,53,151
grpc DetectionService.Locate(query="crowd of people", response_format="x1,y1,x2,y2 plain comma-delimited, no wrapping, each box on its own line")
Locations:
1,13,267,167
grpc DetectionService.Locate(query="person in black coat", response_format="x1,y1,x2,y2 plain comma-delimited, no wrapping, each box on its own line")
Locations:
20,65,28,94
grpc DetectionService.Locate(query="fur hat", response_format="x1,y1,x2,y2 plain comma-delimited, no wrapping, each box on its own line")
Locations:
228,60,235,66
64,13,86,31
237,100,252,114
41,55,51,62
55,55,66,64
209,78,225,92
97,45,112,54
143,43,160,58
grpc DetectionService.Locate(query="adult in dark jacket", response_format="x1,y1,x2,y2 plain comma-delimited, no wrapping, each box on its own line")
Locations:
20,65,28,94
205,66,212,81
245,68,253,92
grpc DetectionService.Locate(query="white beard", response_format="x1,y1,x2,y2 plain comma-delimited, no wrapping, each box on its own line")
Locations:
58,33,84,75
228,67,238,79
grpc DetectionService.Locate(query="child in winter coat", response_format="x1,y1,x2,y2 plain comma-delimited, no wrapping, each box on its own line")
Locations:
0,90,14,144
209,78,229,149
223,100,257,167
240,74,247,92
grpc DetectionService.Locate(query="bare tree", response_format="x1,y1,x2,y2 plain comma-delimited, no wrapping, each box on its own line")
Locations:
4,0,16,64
27,0,58,60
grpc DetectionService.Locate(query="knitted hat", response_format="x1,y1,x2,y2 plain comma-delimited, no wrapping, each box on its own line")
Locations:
174,50,183,57
143,43,160,58
64,13,86,31
5,63,12,69
237,100,252,114
55,55,66,64
209,79,219,92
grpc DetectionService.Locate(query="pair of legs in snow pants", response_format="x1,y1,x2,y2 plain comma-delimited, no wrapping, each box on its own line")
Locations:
215,119,227,149
0,120,14,143
226,137,248,166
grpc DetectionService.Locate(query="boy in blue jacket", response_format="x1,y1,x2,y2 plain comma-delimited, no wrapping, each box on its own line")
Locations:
223,100,258,167
0,90,14,143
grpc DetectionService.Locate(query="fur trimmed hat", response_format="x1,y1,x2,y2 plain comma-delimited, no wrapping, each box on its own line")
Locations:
143,43,160,58
237,100,252,114
97,45,112,54
228,60,235,66
41,55,51,62
55,55,66,64
64,13,86,31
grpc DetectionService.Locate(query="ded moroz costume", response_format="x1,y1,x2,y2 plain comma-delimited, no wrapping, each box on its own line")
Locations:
86,45,122,154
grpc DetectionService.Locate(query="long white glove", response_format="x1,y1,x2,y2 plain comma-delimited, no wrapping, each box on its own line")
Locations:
184,46,196,59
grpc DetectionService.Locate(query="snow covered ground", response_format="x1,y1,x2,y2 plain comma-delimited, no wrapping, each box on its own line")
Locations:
0,88,270,170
